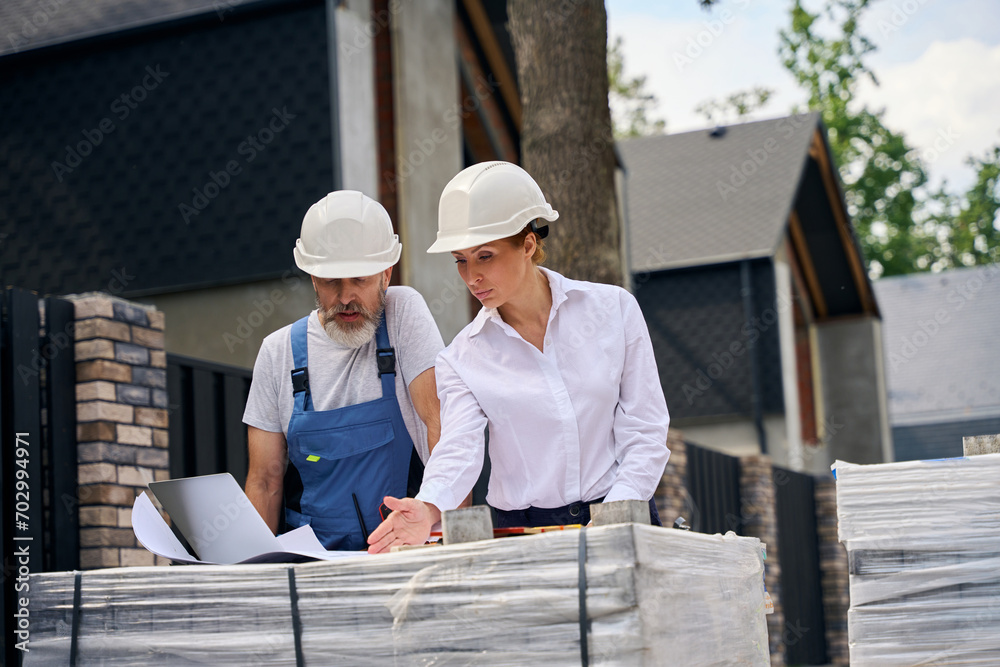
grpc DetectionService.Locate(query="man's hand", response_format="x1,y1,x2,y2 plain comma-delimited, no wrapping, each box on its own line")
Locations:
367,496,441,554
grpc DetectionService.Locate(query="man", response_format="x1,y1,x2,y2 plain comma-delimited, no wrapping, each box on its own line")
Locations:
243,191,444,550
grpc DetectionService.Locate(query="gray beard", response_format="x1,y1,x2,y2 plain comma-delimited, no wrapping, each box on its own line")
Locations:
317,291,386,348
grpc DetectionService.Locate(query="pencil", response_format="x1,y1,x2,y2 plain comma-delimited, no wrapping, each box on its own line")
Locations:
352,493,369,541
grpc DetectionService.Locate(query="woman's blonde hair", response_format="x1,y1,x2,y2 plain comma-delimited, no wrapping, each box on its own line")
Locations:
506,224,546,264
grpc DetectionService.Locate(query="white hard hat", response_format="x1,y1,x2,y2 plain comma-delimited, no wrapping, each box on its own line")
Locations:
427,161,559,253
293,191,401,279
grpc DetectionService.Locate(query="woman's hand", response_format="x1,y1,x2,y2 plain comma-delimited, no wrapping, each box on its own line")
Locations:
367,496,441,554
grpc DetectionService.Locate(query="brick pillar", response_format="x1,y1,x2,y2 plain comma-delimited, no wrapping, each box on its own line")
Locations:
739,455,784,667
815,475,849,666
655,429,687,526
69,293,170,569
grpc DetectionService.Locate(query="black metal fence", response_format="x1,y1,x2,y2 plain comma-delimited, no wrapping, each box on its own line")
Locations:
166,354,252,487
1,287,79,665
685,442,743,535
774,465,829,664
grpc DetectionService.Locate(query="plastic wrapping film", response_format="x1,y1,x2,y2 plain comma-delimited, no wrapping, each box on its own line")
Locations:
834,454,1000,666
26,524,769,666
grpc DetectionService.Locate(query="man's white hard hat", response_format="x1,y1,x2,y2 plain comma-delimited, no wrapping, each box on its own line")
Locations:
427,161,559,253
293,191,401,279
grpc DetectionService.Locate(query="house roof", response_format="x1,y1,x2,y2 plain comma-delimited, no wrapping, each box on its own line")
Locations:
619,112,878,319
619,113,819,273
874,264,1000,427
0,0,260,58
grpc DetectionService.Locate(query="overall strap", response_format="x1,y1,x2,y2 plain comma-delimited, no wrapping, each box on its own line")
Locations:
374,316,397,398
290,315,313,411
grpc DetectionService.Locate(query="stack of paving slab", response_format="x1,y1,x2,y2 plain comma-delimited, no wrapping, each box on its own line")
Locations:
26,524,769,666
835,453,1000,666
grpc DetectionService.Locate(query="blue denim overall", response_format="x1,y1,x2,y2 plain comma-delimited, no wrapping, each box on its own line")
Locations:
282,314,414,550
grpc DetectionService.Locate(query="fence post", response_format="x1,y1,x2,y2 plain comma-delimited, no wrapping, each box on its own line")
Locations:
1,288,45,663
67,293,170,569
814,475,850,666
2,289,45,565
0,289,6,666
655,431,687,525
44,296,79,572
739,454,785,667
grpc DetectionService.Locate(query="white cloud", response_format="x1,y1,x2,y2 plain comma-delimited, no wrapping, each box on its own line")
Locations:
855,38,1000,193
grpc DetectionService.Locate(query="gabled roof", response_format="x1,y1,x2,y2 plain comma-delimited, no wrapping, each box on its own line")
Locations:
620,113,818,272
619,113,878,318
874,264,1000,426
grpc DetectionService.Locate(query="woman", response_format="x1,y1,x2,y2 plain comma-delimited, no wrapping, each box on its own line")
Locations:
368,161,669,554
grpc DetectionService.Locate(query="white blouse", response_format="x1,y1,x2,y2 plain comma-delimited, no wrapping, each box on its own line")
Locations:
416,268,670,512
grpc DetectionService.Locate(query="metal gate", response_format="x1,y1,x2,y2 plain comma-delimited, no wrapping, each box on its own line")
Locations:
774,466,829,664
1,288,79,664
685,442,742,535
166,354,253,486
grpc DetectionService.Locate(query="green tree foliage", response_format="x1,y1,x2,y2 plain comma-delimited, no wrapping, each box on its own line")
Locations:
920,148,1000,269
780,0,928,277
605,0,715,137
695,87,774,126
607,36,666,138
779,0,999,276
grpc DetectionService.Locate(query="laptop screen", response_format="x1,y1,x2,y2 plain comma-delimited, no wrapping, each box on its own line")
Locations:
148,473,282,563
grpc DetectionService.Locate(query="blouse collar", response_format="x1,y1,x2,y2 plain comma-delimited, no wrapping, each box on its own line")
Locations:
468,267,590,338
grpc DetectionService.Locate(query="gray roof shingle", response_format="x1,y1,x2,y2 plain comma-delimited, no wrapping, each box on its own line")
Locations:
619,112,820,273
874,264,1000,426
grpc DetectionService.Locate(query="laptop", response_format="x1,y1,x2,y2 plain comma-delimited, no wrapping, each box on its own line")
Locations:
146,472,285,563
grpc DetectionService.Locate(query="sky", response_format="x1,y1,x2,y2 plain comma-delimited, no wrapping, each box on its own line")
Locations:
605,0,1000,195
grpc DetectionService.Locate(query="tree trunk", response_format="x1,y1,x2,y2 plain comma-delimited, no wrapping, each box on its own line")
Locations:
508,0,623,286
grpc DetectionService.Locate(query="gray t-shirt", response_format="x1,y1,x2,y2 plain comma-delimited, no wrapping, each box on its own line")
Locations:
242,286,445,463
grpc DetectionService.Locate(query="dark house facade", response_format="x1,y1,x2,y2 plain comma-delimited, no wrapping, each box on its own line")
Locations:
1,0,523,367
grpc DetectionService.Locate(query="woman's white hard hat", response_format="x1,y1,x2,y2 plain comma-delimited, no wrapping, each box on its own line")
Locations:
293,191,401,279
427,161,559,253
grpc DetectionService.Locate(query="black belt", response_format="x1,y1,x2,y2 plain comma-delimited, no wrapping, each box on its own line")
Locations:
494,497,662,528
